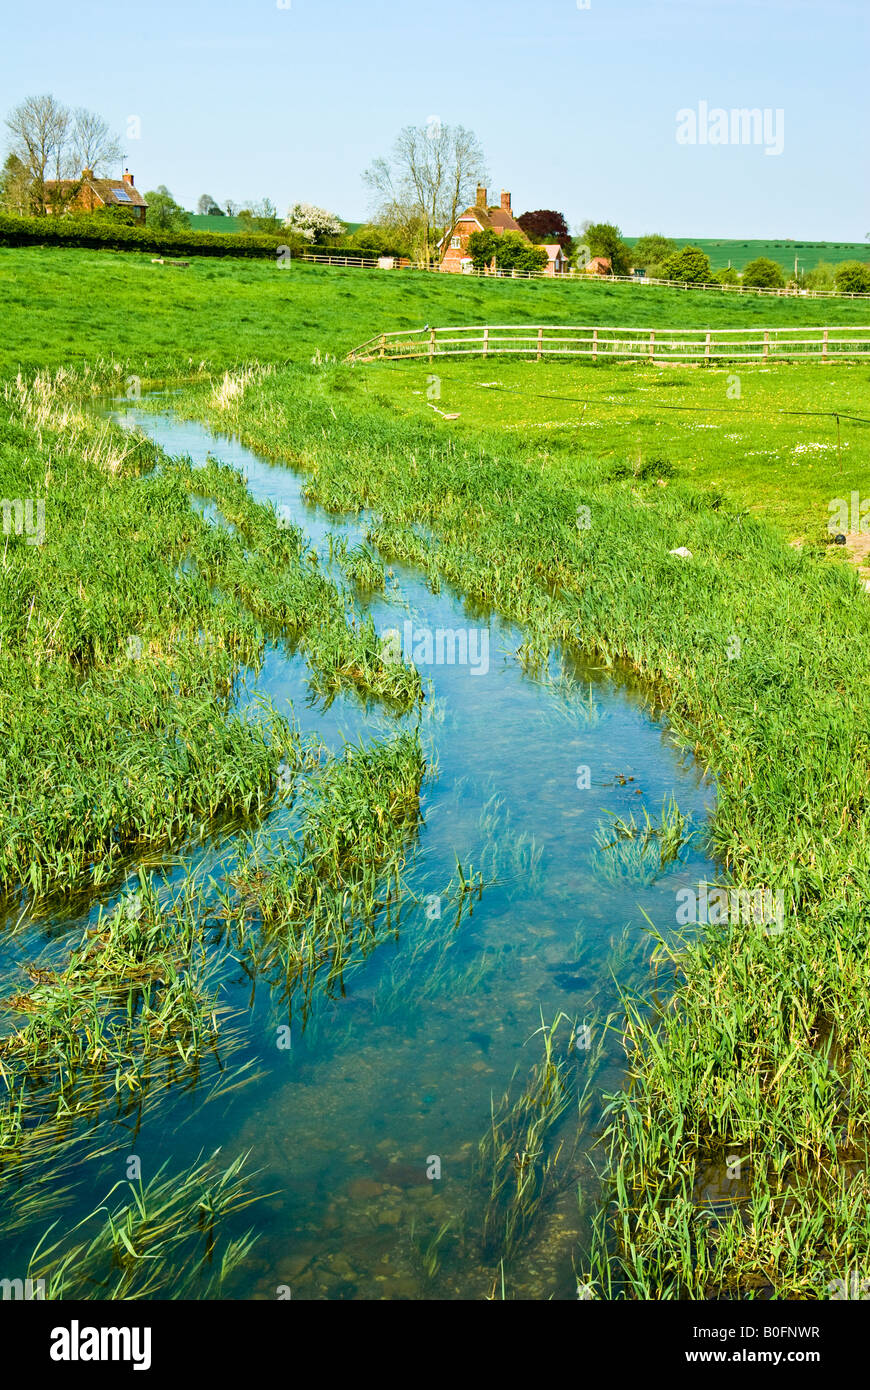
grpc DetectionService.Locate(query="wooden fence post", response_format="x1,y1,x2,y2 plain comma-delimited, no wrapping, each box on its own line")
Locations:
763,330,770,362
592,327,598,362
649,330,655,362
537,327,543,361
379,334,385,359
483,327,489,358
429,329,436,363
822,328,828,362
704,331,711,365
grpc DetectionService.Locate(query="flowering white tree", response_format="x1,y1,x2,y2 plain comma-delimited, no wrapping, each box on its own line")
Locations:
284,202,343,241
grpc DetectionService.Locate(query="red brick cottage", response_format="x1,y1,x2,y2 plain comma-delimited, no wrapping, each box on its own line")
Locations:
438,187,526,272
438,188,570,275
45,168,147,221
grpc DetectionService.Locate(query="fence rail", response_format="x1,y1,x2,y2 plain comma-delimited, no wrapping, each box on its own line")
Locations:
297,251,411,269
292,251,870,300
347,323,870,365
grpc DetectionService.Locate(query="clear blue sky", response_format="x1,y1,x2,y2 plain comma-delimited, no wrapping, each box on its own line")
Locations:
3,0,868,239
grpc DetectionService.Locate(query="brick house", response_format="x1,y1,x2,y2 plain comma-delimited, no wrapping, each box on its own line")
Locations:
438,187,528,272
45,168,147,221
542,243,570,276
584,255,612,276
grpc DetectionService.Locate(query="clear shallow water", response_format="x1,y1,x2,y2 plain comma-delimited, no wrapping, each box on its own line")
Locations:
0,399,719,1300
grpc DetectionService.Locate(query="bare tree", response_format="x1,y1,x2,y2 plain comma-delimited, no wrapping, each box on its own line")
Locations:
4,94,71,214
363,122,487,267
70,107,124,176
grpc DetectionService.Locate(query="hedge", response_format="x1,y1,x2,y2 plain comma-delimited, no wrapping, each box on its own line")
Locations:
0,214,288,259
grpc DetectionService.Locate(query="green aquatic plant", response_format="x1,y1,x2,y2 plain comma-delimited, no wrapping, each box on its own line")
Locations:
591,798,694,885
27,1149,260,1300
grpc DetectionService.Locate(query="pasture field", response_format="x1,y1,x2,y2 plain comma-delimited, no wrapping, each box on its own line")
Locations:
1,249,869,1299
351,357,870,540
4,244,870,377
625,236,870,273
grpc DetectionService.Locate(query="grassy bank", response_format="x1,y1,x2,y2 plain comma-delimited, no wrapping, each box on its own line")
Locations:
174,359,870,1298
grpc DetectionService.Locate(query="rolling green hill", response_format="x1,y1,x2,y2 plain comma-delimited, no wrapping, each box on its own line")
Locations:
626,236,868,272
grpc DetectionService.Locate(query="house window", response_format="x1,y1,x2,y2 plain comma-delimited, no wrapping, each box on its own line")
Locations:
451,236,461,249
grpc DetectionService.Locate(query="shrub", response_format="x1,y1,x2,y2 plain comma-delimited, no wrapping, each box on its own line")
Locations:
742,256,785,288
713,266,741,285
284,203,343,241
631,233,677,266
834,260,870,295
661,245,713,284
804,260,836,291
467,229,547,272
0,212,287,259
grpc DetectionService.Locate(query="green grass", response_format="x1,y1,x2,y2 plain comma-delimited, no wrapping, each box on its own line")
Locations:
2,245,870,379
349,357,870,539
0,368,418,898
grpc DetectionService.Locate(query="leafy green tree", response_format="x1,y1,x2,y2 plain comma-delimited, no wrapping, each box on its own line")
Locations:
0,153,31,213
583,222,632,275
344,224,408,257
742,256,785,288
661,244,712,284
143,186,190,232
713,266,741,285
631,233,677,266
238,199,282,235
467,228,547,272
804,260,835,290
834,260,870,294
467,228,498,268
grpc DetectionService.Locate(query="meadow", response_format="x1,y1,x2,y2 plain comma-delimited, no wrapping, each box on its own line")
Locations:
352,357,870,539
1,246,869,1299
4,245,870,378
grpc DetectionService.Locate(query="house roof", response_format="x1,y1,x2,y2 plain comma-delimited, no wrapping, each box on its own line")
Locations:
91,177,147,208
586,255,612,270
439,203,526,250
45,175,147,208
543,244,565,261
487,207,524,233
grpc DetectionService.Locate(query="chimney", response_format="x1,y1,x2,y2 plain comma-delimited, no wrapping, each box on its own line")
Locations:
476,185,487,209
81,168,94,180
123,168,134,186
500,190,511,213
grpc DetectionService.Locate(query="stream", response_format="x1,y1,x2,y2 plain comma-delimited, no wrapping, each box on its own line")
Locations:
0,396,719,1300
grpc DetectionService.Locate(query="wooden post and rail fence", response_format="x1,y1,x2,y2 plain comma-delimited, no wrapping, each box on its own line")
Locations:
347,323,870,365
